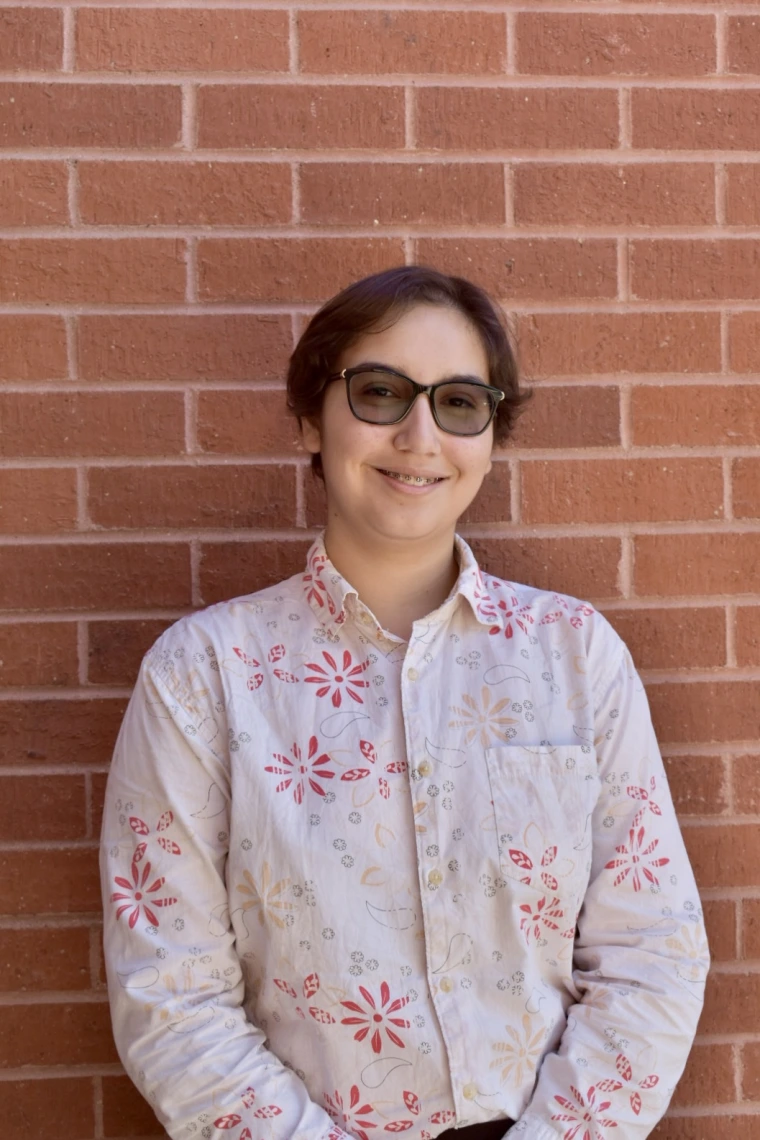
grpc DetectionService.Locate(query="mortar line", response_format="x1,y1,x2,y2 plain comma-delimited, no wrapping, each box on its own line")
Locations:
726,601,737,668
181,82,197,151
62,7,76,73
289,7,299,74
77,618,89,687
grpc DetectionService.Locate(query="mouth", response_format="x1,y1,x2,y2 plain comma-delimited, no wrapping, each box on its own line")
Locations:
377,468,445,487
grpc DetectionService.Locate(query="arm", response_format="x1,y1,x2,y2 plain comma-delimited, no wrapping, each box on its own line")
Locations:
511,632,709,1140
100,650,349,1140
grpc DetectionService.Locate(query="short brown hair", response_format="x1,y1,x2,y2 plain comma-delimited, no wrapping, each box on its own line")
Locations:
286,264,530,477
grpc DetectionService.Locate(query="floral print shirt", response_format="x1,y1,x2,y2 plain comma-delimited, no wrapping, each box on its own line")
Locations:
101,535,708,1140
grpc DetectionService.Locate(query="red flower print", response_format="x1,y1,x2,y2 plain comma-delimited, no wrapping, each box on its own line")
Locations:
519,895,564,942
265,736,334,805
488,595,534,640
341,982,410,1053
111,857,177,928
129,809,181,856
305,650,370,707
233,646,263,691
604,824,670,892
303,552,337,617
552,1083,618,1140
627,776,663,825
340,740,405,801
324,1085,378,1140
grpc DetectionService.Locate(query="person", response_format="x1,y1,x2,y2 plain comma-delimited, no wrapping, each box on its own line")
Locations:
100,266,708,1140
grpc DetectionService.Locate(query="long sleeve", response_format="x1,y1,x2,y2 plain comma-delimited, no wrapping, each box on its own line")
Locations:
511,633,709,1140
100,652,349,1140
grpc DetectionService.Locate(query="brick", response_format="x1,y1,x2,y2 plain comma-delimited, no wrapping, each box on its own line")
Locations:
88,464,298,530
699,970,760,1033
726,164,760,225
416,239,617,302
703,898,737,962
0,926,91,992
647,681,760,744
300,162,505,226
663,754,728,816
728,17,760,74
652,1119,760,1140
0,622,79,687
461,463,512,526
0,774,86,841
91,771,108,837
0,543,191,611
466,536,622,601
733,459,760,519
0,160,68,225
79,314,291,384
732,755,760,814
0,1078,95,1138
521,458,723,525
299,10,505,74
513,163,715,227
516,313,721,377
0,83,181,149
0,238,186,304
632,89,760,150
199,539,312,606
0,1001,118,1066
632,385,760,447
77,8,288,73
604,607,726,671
635,534,760,597
0,847,101,914
196,390,300,456
670,1042,735,1107
507,385,621,451
79,161,291,226
0,468,78,534
416,88,619,151
0,391,185,458
730,313,760,373
743,1042,760,1100
102,1075,164,1137
744,898,760,958
0,9,62,70
632,239,760,302
735,607,760,667
88,619,173,686
198,84,404,150
0,698,127,768
517,13,714,77
684,822,760,889
198,237,404,303
0,315,67,381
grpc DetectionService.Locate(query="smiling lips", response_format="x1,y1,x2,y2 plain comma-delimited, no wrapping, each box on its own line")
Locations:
377,468,445,486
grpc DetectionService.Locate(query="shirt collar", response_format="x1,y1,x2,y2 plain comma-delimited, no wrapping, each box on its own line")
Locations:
302,534,507,635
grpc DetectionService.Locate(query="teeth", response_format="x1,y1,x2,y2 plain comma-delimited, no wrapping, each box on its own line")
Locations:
383,469,439,485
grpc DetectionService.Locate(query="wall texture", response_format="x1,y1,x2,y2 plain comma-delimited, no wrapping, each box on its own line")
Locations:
1,2,758,1137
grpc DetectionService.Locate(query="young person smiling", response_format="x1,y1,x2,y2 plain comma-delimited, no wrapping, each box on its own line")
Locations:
101,267,707,1140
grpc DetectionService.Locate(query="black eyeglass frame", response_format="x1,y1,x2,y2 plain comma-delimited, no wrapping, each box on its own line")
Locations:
326,366,505,437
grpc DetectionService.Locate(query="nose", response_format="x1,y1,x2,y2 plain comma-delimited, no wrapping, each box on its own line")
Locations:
391,392,442,454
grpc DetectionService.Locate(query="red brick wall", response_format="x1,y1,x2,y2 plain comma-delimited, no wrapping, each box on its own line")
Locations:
1,4,756,1136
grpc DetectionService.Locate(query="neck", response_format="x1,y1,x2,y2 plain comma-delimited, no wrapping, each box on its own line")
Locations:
323,521,459,642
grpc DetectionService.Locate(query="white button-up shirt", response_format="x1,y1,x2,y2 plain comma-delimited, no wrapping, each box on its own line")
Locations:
101,536,708,1140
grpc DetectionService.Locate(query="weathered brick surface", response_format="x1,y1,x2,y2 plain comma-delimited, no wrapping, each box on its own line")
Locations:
0,1,749,1128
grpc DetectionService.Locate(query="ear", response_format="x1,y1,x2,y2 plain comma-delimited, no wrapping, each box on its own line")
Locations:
300,415,322,455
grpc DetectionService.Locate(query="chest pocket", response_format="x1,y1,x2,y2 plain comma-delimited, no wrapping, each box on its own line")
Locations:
485,744,600,914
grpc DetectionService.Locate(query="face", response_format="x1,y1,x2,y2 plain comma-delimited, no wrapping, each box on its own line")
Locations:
301,304,494,550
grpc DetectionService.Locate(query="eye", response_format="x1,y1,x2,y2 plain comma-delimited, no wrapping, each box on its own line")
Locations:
437,383,485,411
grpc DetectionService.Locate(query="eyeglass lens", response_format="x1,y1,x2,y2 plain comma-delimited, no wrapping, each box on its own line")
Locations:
347,371,496,435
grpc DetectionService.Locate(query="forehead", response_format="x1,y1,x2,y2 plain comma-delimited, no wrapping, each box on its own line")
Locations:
340,303,489,381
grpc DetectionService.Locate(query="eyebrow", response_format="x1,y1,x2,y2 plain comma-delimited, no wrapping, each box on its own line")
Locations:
351,361,488,385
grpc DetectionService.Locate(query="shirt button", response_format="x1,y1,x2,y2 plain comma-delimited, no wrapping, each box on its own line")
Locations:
463,1083,478,1101
418,760,432,778
439,976,453,993
427,869,443,887
407,667,419,681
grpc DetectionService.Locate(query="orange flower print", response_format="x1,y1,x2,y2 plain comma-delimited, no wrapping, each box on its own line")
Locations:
449,686,518,747
265,736,334,805
305,650,370,707
341,981,410,1053
111,857,177,929
324,1085,377,1140
490,1012,546,1085
519,895,564,943
604,824,669,892
552,1082,618,1139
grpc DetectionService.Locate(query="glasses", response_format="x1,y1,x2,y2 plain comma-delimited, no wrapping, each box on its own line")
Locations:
327,366,505,437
